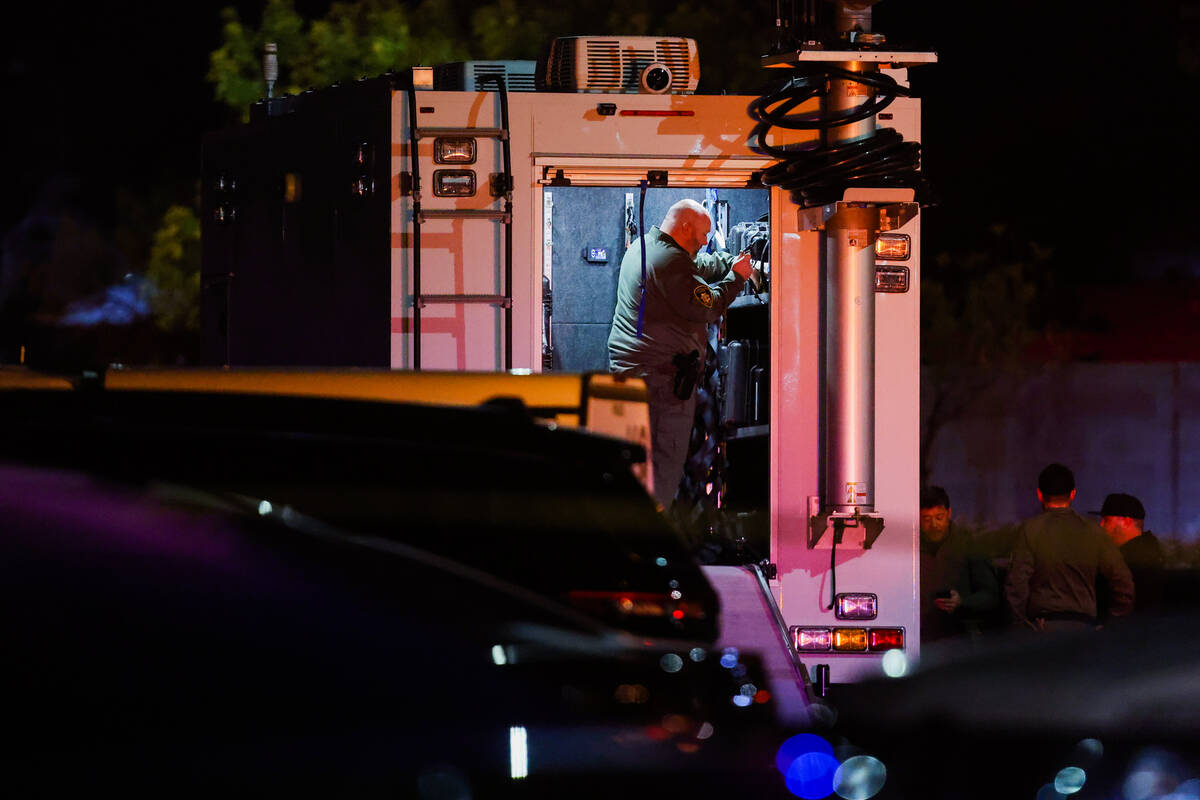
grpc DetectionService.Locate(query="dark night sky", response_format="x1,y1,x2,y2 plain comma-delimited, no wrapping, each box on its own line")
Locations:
3,1,1198,281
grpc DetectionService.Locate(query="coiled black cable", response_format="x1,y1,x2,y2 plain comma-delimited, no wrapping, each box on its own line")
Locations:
750,67,927,206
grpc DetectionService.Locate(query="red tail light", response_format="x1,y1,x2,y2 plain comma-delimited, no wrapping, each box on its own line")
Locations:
566,591,708,620
619,110,695,117
868,628,905,651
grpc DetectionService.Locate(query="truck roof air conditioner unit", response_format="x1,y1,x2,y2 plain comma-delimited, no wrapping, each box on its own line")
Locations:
433,61,538,92
541,36,699,94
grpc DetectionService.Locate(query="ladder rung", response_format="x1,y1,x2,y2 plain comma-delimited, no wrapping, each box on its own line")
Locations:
416,127,508,140
417,294,512,308
418,209,511,223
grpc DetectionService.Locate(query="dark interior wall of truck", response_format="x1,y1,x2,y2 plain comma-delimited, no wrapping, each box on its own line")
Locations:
547,186,768,372
200,78,393,367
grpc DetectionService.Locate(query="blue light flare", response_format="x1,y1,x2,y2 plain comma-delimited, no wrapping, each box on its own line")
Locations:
720,647,739,669
785,752,840,799
1172,779,1200,799
776,733,834,775
1036,783,1067,800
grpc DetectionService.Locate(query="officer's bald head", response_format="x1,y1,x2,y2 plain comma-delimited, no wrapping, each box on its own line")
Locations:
661,199,711,257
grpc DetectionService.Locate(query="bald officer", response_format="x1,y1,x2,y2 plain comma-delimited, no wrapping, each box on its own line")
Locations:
608,198,752,510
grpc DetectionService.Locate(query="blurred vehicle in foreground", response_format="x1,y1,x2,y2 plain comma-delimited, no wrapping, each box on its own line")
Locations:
831,611,1200,800
0,459,794,796
0,367,716,641
0,367,832,795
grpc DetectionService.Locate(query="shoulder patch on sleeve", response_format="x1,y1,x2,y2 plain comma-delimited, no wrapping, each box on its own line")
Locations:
693,285,714,309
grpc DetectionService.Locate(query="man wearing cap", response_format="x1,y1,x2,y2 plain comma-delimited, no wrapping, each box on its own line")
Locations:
1004,463,1135,632
1096,492,1166,615
608,198,753,511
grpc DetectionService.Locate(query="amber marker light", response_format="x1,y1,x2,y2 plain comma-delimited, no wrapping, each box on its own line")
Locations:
832,628,869,651
875,233,910,260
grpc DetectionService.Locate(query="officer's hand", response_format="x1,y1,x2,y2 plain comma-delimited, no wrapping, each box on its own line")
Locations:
749,266,764,291
934,589,962,613
731,251,753,280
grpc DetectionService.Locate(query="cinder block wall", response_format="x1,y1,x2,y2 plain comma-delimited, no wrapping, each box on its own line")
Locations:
926,362,1200,542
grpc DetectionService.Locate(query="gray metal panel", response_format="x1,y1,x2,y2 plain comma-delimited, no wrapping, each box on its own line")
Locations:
550,323,610,372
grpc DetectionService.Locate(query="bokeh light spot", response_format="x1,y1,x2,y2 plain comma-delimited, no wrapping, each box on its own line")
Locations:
776,733,835,775
833,755,886,800
1055,767,1086,795
881,649,908,678
1036,783,1067,800
659,653,684,673
1124,748,1187,800
696,722,714,740
1125,770,1163,800
644,725,670,741
732,694,753,707
655,557,668,567
1070,738,1104,769
689,647,707,662
785,751,840,799
1172,778,1200,799
614,684,650,704
662,714,691,734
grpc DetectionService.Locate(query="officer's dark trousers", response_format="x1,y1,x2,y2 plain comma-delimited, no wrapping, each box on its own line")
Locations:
644,371,696,511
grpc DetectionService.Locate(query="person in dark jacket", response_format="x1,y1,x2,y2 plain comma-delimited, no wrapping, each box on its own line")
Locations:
1005,463,1135,633
608,199,752,510
919,486,1000,642
1096,492,1166,616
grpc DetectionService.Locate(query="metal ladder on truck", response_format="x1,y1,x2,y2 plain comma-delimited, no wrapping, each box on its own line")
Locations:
406,75,514,370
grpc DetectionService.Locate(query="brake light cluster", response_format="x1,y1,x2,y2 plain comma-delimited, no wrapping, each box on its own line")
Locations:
792,593,903,652
790,626,905,653
567,591,708,621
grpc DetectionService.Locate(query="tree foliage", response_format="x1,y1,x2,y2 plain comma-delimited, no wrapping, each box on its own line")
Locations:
920,224,1047,482
144,205,202,333
207,0,778,117
208,0,473,119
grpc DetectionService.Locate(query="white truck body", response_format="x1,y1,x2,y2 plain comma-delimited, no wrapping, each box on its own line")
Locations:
390,81,923,684
201,70,925,685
